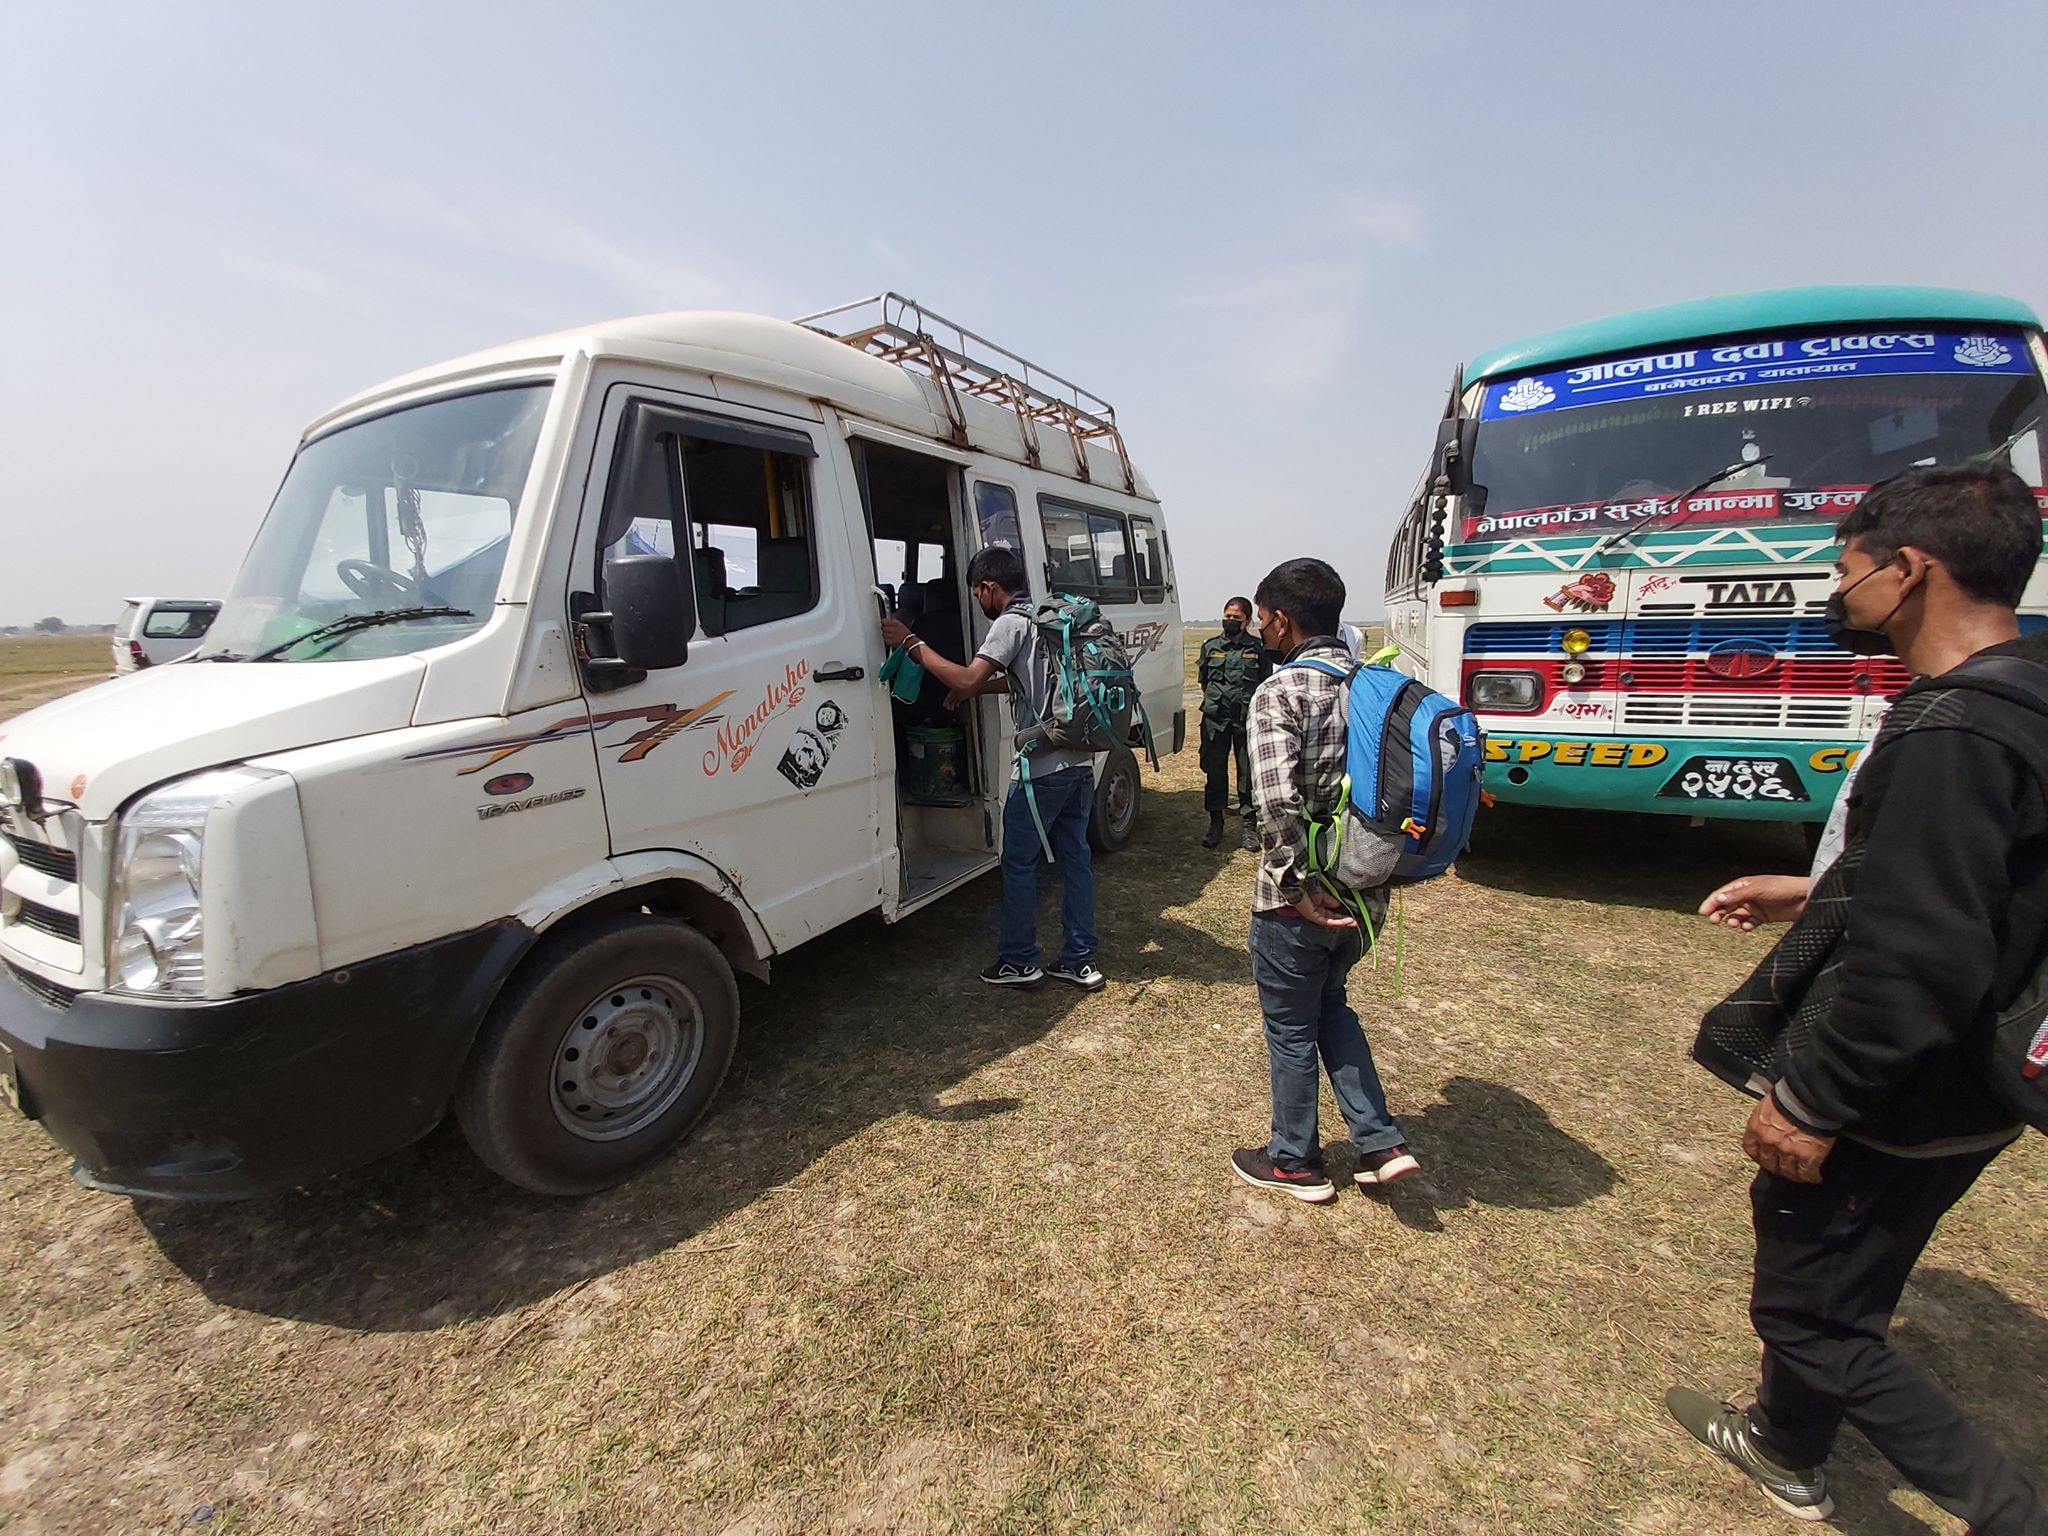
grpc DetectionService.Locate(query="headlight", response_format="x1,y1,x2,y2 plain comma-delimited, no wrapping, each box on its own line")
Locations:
1466,670,1542,713
109,768,275,998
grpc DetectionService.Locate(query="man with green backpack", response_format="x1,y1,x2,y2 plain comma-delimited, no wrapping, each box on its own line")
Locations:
879,546,1111,993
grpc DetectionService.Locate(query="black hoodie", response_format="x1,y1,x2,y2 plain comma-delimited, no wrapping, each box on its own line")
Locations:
1694,630,2048,1152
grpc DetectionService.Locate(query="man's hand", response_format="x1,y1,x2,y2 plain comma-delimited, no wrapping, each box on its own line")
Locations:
1742,1092,1835,1184
1700,873,1811,932
1289,885,1358,931
881,616,912,651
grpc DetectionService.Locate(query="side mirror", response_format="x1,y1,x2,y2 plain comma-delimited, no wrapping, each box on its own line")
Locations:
1434,416,1478,495
590,554,691,673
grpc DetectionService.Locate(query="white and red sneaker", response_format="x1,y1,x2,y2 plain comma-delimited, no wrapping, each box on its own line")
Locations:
1354,1145,1420,1187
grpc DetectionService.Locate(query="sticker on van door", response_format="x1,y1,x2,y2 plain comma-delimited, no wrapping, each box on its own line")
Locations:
408,695,736,774
776,700,848,791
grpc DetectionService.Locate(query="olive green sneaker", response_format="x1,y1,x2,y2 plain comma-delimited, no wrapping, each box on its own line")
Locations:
1665,1385,1834,1522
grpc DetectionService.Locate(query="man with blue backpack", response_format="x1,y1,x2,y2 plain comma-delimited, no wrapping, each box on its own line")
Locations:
1230,558,1483,1202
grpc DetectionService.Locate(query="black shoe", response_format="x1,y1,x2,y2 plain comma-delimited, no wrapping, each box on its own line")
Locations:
1665,1386,1833,1522
1047,959,1106,992
1201,814,1223,848
1240,823,1260,852
1230,1148,1336,1203
980,959,1045,989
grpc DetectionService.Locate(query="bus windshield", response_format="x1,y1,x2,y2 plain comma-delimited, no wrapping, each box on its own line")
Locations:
1461,326,2045,545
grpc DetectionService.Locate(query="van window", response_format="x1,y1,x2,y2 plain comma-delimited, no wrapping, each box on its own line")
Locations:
1038,495,1137,604
974,482,1022,552
682,440,818,635
142,608,215,640
1129,514,1166,602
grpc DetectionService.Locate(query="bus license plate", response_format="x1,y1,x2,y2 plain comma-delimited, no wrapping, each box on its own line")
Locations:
1657,754,1808,804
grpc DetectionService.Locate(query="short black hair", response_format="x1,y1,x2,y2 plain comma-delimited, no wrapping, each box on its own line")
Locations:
1838,464,2042,607
1254,558,1346,636
965,545,1027,595
1223,595,1253,617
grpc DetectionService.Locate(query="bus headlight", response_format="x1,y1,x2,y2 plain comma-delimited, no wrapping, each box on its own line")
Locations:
109,767,275,998
1466,670,1543,713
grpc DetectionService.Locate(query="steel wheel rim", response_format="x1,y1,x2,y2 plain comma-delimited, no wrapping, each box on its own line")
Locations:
1105,762,1137,838
550,973,704,1142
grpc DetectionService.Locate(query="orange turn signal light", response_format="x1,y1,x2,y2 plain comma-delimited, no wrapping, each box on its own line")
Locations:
1439,590,1478,608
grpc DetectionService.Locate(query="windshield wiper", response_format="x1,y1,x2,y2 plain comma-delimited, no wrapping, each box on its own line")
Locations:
1592,454,1776,555
239,606,473,663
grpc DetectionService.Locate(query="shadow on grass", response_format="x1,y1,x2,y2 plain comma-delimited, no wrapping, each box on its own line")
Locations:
1812,1266,2048,1535
1456,802,1812,915
134,779,1239,1328
1349,1076,1618,1233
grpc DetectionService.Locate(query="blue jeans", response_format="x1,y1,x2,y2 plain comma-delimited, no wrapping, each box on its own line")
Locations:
1249,911,1403,1170
999,766,1097,969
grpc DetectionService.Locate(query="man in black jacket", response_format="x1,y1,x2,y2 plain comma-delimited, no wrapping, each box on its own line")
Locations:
1673,464,2048,1531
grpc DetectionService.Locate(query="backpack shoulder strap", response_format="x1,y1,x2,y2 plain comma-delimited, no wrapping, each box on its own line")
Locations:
1284,657,1353,681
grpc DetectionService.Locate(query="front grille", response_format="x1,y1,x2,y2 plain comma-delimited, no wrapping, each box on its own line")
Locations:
5,959,77,1009
1467,618,1910,697
14,901,81,944
1,831,77,884
1621,694,1856,733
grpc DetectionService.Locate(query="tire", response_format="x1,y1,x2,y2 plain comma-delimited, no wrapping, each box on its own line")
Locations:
454,913,739,1195
1089,748,1142,853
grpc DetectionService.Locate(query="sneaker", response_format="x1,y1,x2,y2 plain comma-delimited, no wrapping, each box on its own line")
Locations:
1354,1146,1420,1187
1665,1385,1834,1522
980,959,1045,989
1047,959,1106,992
1240,825,1261,852
1231,1148,1337,1203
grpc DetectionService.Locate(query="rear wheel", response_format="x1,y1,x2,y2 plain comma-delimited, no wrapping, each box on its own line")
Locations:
1089,748,1141,853
455,913,739,1195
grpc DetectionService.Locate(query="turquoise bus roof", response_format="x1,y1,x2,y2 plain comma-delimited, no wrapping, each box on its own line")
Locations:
1467,285,2041,384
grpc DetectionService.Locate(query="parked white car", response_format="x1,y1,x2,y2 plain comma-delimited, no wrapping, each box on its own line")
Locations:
0,296,1184,1200
111,599,221,672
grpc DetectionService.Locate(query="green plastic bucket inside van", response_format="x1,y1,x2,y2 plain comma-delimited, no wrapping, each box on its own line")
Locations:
905,725,967,801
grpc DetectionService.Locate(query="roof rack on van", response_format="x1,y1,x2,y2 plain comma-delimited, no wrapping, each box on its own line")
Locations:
796,293,1136,492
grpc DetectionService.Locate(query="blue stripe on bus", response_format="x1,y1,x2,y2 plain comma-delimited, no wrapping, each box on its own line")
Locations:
1464,612,2046,656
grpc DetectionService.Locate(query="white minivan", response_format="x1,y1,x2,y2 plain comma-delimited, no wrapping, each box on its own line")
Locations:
0,296,1184,1198
112,598,221,672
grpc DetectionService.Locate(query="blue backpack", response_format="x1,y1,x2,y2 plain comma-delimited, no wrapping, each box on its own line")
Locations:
1284,657,1485,904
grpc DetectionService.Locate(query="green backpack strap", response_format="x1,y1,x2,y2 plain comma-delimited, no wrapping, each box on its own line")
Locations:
1015,751,1057,863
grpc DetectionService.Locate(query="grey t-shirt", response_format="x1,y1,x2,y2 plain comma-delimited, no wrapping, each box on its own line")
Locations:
977,606,1094,778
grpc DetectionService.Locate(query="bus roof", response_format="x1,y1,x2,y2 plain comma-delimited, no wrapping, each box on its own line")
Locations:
1467,285,2041,384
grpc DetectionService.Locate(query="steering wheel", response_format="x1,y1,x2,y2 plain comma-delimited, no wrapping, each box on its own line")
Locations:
336,559,424,605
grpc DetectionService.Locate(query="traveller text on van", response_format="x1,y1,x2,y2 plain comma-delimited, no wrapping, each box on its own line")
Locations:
0,296,1184,1197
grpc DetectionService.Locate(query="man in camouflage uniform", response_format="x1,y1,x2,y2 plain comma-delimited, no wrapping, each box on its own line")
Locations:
1198,596,1270,849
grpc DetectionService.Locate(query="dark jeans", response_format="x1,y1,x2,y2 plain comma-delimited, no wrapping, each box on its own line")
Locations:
1201,719,1253,816
1747,1136,2047,1533
999,766,1096,970
1249,911,1403,1170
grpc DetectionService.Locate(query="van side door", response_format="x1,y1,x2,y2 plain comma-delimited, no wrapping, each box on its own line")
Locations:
572,383,889,953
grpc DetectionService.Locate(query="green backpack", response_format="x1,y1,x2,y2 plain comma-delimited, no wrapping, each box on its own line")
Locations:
1012,594,1158,858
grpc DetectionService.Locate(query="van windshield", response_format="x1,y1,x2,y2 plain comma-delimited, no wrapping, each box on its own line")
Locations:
1460,327,2046,545
201,384,553,661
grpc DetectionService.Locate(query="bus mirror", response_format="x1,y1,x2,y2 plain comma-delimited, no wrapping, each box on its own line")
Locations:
595,555,692,671
1435,417,1477,494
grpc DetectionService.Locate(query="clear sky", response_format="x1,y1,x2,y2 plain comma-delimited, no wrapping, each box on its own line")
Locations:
3,1,2044,627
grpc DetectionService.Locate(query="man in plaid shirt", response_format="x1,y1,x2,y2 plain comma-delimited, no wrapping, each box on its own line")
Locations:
1231,557,1417,1203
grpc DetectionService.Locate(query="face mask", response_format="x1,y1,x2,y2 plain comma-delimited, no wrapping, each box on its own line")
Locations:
1822,560,1907,657
1221,619,1245,638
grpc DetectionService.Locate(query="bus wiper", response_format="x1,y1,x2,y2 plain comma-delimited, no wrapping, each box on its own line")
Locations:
1592,455,1775,555
242,607,473,662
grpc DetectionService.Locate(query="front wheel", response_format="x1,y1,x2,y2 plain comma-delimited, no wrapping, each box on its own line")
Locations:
1089,748,1141,853
455,913,739,1195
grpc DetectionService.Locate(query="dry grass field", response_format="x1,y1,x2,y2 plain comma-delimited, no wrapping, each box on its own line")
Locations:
0,634,112,718
1,631,2043,1534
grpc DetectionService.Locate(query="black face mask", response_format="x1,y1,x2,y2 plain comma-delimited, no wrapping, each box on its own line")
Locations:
1221,619,1245,638
1822,561,1907,657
